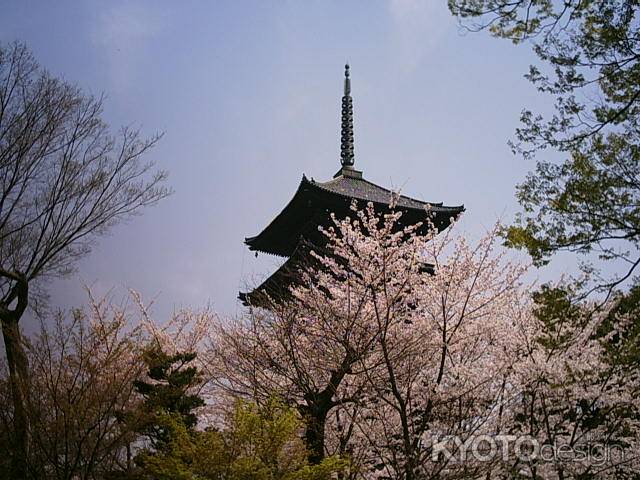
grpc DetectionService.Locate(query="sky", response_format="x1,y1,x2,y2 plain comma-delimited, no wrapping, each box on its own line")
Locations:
1,0,565,320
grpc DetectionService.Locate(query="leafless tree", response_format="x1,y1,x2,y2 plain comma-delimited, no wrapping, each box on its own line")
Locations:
0,41,169,477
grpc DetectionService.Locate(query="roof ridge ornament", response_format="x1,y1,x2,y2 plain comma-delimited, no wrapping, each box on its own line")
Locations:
340,63,355,168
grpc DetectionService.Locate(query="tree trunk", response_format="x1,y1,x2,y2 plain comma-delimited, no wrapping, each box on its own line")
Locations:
1,313,30,479
300,402,329,464
299,359,353,464
0,270,30,479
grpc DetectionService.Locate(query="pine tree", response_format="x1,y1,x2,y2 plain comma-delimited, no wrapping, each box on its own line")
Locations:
132,345,204,450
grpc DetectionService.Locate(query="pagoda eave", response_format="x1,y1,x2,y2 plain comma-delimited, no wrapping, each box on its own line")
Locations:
245,174,464,257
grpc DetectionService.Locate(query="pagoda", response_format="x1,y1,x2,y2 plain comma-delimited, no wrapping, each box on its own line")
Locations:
240,65,464,306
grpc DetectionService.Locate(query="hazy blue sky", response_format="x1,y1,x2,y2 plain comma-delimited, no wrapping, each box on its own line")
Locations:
1,1,564,319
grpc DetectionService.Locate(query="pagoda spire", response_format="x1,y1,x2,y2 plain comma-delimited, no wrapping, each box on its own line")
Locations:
340,64,354,167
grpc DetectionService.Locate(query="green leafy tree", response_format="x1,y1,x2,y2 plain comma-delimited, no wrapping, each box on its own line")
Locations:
194,399,346,480
441,9,640,475
132,413,197,480
448,0,640,291
133,399,346,480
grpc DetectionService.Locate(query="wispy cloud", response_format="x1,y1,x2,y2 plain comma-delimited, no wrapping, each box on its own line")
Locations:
388,0,451,74
91,2,170,93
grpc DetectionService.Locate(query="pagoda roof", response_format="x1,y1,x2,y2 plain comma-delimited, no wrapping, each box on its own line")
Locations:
239,241,315,307
245,167,464,257
239,237,437,307
240,65,466,306
313,168,456,211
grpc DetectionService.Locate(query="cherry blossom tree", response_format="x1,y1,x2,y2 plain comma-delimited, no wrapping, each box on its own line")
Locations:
210,204,521,476
210,239,381,464
0,291,215,480
303,206,532,479
504,286,640,479
0,293,147,479
211,203,639,479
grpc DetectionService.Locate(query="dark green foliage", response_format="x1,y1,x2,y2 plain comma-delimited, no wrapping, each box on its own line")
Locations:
597,284,640,373
133,346,204,434
446,10,640,469
131,345,204,454
528,284,590,364
115,345,204,479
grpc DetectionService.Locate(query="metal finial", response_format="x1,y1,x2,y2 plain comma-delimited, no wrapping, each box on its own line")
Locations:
340,64,354,167
343,64,351,95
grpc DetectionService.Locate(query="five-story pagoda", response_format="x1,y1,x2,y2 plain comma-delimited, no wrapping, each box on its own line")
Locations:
240,65,464,306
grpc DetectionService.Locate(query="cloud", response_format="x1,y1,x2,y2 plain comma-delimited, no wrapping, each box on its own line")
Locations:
388,0,451,74
91,2,169,93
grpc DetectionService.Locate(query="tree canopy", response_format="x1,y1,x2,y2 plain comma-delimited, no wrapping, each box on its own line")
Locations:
449,0,640,290
0,41,169,478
